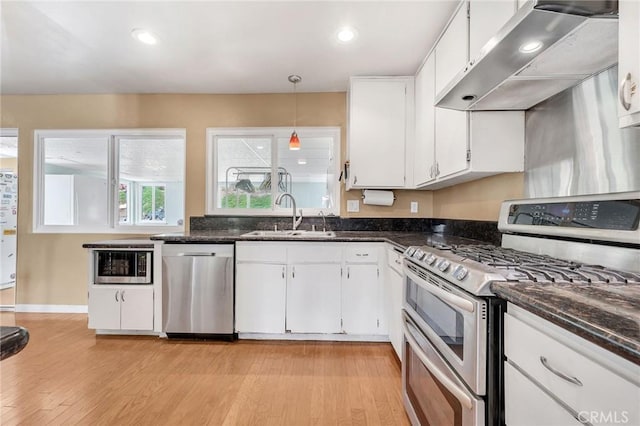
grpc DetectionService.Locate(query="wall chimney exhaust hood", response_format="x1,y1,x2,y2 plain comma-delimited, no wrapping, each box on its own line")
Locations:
435,0,618,111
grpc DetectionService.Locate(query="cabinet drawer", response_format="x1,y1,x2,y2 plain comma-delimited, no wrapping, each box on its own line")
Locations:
505,361,582,426
386,247,403,274
344,244,379,263
287,243,342,263
236,242,287,263
504,311,640,423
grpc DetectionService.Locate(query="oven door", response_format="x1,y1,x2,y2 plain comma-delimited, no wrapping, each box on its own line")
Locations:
404,261,487,395
402,312,485,426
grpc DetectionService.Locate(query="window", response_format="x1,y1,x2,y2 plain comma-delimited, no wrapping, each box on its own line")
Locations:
207,127,340,216
34,129,185,233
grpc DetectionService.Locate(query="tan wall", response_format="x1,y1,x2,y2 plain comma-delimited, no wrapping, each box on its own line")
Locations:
433,173,524,221
1,94,522,306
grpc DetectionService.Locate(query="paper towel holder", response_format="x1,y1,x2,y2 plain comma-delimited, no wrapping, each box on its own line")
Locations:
360,189,397,201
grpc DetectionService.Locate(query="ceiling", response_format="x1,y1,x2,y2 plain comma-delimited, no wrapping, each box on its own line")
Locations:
0,1,458,95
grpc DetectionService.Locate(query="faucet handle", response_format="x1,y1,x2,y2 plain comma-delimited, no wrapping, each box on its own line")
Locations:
294,209,303,230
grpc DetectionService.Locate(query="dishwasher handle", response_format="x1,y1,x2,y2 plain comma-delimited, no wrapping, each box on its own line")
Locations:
172,253,218,257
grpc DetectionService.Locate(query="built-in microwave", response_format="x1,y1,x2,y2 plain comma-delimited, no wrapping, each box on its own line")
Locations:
94,250,152,284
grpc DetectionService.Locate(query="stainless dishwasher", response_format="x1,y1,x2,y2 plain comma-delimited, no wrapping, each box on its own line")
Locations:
162,244,235,339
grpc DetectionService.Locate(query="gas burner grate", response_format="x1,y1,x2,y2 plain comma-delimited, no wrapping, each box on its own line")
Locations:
449,244,639,285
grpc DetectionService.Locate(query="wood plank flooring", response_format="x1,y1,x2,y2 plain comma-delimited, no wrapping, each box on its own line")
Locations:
0,313,409,425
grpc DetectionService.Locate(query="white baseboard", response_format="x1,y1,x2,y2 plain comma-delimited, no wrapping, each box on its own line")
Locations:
238,332,390,342
15,304,88,313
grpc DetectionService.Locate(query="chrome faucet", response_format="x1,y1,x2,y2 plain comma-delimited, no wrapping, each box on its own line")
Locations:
318,211,327,232
275,192,303,230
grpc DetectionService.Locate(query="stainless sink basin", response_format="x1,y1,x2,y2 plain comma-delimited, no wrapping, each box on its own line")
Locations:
242,230,336,238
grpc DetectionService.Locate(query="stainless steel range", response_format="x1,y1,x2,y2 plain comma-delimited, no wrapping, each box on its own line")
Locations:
401,191,640,426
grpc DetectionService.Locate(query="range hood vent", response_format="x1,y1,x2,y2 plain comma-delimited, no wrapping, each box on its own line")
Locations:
435,0,618,111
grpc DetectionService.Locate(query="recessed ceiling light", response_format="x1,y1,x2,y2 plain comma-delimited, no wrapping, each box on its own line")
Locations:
337,27,357,43
519,40,543,53
297,159,307,165
131,28,158,45
256,145,264,150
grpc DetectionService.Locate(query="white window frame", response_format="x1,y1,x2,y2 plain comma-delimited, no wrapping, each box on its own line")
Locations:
138,182,167,224
206,127,341,216
33,128,186,234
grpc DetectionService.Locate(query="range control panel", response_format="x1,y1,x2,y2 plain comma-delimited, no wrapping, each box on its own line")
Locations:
507,199,640,230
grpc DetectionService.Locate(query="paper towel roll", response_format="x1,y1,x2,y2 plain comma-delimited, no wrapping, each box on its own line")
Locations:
362,189,395,206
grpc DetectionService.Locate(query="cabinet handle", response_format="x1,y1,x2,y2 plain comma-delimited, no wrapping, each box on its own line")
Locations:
115,290,119,302
353,175,358,185
619,72,634,111
539,356,583,386
292,266,295,279
282,266,285,279
121,290,125,303
347,267,350,279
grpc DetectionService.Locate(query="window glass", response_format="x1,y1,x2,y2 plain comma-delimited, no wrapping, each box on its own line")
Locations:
35,130,185,233
42,137,108,226
276,136,335,210
208,128,340,215
216,137,272,209
118,137,184,226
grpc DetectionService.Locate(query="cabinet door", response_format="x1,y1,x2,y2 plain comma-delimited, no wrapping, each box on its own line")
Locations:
236,263,286,333
342,264,381,335
619,0,640,126
435,2,469,96
385,265,404,358
88,286,121,330
349,78,407,188
286,263,342,333
505,362,583,426
434,108,468,178
469,0,515,63
120,287,154,331
414,53,436,186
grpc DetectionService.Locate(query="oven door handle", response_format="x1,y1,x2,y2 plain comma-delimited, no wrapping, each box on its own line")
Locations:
402,317,474,410
405,267,475,313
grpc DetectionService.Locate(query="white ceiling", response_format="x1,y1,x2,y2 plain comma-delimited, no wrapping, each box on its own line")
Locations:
0,0,459,95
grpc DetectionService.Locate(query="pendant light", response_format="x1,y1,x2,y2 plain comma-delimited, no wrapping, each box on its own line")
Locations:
288,74,301,150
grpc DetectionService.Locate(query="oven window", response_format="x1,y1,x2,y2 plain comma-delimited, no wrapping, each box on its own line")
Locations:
96,251,147,277
407,277,465,361
406,341,463,426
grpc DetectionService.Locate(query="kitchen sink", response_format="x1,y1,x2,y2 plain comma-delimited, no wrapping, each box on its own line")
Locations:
242,230,336,238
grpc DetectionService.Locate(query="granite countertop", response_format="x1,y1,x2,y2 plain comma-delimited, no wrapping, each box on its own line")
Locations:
492,281,640,365
82,239,156,249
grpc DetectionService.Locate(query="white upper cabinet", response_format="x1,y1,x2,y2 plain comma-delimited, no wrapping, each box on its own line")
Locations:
414,53,436,187
619,0,640,128
468,0,516,64
435,2,468,97
347,77,414,189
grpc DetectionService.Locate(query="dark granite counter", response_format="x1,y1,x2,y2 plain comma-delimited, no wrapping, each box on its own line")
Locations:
492,281,640,365
82,239,156,249
151,229,488,250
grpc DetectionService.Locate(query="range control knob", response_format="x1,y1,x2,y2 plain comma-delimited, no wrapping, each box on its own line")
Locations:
425,253,438,265
453,265,469,281
413,249,425,260
437,259,451,272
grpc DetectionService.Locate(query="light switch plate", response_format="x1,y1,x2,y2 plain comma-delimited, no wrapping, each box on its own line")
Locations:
347,199,360,212
410,201,418,213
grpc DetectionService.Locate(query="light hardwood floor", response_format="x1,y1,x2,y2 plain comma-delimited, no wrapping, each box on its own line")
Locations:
0,313,410,425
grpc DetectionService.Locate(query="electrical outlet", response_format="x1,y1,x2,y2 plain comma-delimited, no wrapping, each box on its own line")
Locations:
347,199,360,212
410,201,418,213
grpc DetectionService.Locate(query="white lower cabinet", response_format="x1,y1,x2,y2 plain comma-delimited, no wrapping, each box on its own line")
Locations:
385,246,404,358
342,263,381,335
88,286,154,331
235,263,286,333
504,303,640,426
287,263,342,333
235,242,386,339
